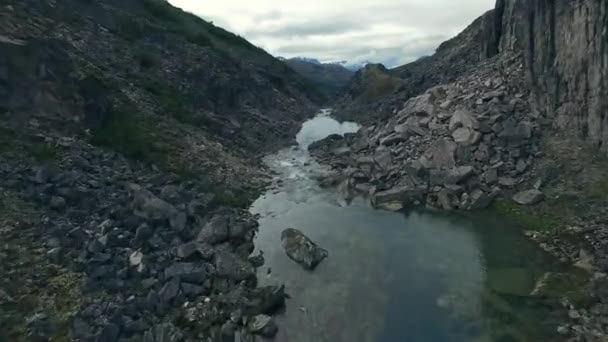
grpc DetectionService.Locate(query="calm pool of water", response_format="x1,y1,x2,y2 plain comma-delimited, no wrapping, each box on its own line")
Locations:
250,111,578,342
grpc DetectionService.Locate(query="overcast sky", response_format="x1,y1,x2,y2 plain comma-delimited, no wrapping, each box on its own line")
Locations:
168,0,495,67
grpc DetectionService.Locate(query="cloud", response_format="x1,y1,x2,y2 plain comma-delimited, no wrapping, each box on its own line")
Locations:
169,0,495,68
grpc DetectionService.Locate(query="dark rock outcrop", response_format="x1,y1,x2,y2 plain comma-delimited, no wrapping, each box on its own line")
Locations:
280,228,328,270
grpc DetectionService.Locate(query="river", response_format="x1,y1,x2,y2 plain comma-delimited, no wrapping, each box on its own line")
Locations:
250,110,581,342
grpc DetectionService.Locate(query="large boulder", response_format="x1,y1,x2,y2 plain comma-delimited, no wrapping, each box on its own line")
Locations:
397,93,435,117
128,183,178,221
371,185,427,211
423,138,457,169
197,215,230,245
513,189,544,205
449,110,478,131
429,166,474,186
280,228,328,270
498,119,533,147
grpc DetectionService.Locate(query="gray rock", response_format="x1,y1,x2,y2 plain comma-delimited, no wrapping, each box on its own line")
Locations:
95,323,120,342
128,183,178,221
452,128,482,146
498,119,532,147
449,110,478,131
169,212,187,231
513,189,545,205
158,277,180,304
483,168,498,184
371,185,427,210
176,242,198,259
49,196,66,211
380,132,409,146
469,188,500,210
159,185,180,202
164,263,207,284
429,166,474,186
215,248,255,281
373,147,393,171
424,138,457,169
143,323,183,342
498,177,518,187
247,314,278,338
281,228,328,270
398,93,435,117
436,190,454,210
197,215,229,245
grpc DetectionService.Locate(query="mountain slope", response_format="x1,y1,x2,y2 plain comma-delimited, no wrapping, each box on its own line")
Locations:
284,57,355,99
0,0,321,340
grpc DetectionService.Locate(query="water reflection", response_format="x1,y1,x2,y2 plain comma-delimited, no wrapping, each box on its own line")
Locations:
250,111,571,342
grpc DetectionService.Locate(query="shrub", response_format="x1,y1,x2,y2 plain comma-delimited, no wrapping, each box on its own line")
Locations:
134,48,159,69
113,15,148,42
142,81,193,124
90,105,164,162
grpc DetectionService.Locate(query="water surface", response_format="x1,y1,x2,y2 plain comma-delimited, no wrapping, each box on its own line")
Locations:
250,111,576,342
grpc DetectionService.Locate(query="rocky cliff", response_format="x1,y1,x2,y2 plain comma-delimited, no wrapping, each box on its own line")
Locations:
0,0,320,341
335,0,608,154
496,0,608,153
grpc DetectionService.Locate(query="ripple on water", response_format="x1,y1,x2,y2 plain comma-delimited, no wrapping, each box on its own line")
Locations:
250,111,585,342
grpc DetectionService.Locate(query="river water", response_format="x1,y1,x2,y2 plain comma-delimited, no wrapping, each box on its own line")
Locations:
250,110,579,342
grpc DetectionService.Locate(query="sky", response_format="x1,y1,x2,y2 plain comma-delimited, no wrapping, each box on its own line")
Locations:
168,0,495,68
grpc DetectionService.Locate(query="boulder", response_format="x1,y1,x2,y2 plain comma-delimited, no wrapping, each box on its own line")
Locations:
373,147,393,171
429,166,474,186
164,263,207,284
449,110,478,131
214,248,255,281
96,323,120,342
197,215,229,245
143,323,183,342
513,189,544,205
498,119,533,147
469,188,500,210
49,196,67,211
452,128,482,146
397,93,435,117
247,315,278,338
380,132,409,146
371,185,427,210
280,228,328,270
128,183,178,221
424,138,457,169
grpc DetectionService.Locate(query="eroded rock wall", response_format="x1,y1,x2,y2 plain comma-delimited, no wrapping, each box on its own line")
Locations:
500,0,608,153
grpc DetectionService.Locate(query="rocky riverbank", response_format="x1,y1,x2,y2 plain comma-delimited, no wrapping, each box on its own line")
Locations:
309,0,608,339
0,127,289,341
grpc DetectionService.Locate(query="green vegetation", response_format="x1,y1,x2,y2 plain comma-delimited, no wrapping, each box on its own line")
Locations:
27,143,58,162
142,80,194,124
134,48,160,69
113,15,151,42
491,198,558,232
91,105,166,162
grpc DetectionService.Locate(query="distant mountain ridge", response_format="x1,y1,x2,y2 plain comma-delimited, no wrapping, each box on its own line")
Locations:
283,57,356,99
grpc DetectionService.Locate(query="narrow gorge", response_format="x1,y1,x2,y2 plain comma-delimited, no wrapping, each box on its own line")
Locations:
0,0,607,342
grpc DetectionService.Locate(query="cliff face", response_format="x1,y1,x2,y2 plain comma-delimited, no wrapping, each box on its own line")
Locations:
497,0,608,153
